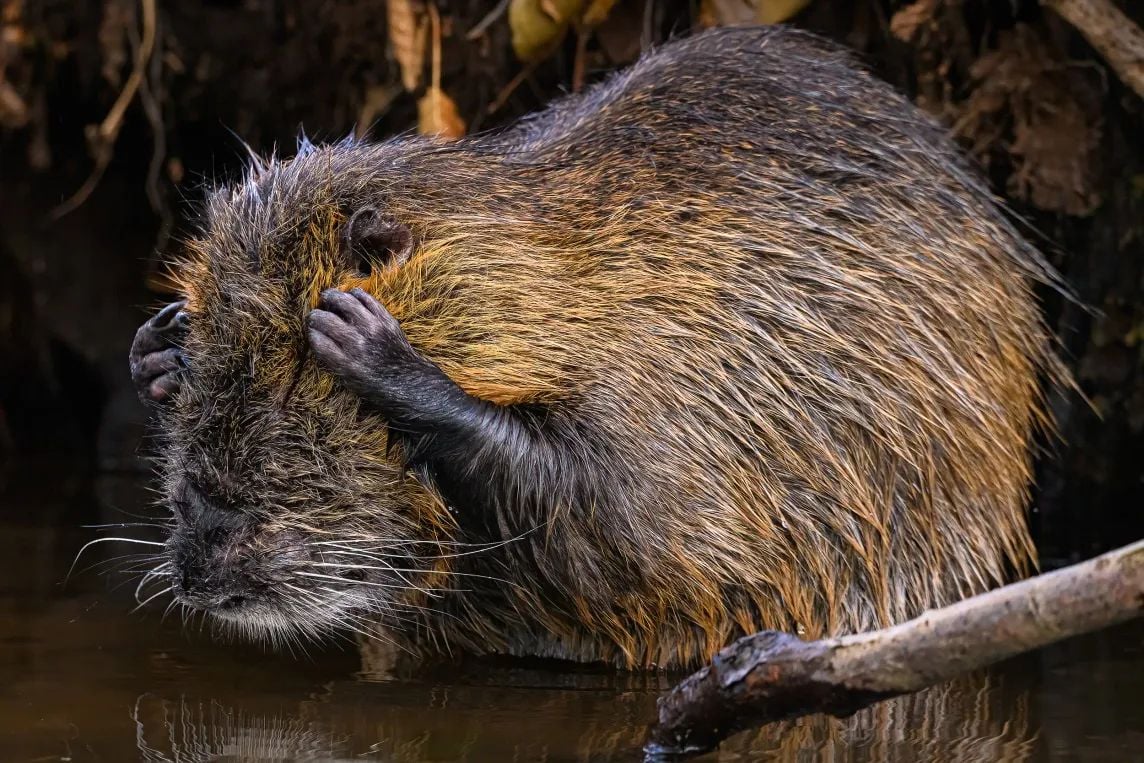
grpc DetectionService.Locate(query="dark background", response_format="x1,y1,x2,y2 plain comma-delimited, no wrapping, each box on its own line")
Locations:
1,0,1141,563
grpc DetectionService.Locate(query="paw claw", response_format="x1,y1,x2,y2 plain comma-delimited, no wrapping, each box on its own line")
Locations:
130,301,191,406
152,300,188,332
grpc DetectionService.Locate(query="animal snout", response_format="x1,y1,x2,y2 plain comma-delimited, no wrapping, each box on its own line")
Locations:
171,500,255,609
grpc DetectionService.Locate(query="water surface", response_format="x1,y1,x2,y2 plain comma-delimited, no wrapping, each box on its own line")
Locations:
2,468,1141,761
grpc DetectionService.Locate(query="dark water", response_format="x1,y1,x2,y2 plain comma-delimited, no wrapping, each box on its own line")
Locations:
2,469,1142,762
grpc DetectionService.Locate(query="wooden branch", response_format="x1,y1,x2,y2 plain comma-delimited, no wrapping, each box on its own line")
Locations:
1043,0,1144,99
646,539,1144,758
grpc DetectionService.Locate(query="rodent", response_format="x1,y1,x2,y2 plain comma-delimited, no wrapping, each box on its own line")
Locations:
129,25,1064,669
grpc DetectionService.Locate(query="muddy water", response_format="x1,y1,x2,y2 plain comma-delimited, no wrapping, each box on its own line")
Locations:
1,469,1142,762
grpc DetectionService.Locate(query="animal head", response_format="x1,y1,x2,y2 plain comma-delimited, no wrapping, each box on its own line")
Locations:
157,141,453,645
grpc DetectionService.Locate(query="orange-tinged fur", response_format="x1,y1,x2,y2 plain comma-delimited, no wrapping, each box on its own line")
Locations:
163,27,1065,668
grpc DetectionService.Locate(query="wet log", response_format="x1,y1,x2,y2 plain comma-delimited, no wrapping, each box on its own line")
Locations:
646,539,1144,758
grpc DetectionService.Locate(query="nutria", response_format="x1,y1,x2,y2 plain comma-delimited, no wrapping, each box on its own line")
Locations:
129,26,1063,668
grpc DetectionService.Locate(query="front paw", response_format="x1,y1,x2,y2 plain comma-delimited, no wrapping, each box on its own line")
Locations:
307,288,428,404
130,300,189,405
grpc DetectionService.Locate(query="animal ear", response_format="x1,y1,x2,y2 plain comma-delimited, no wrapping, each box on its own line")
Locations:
343,207,414,276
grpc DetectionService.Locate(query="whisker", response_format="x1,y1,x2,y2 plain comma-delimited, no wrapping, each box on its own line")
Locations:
134,563,172,604
389,599,466,626
294,571,450,594
82,522,170,530
161,597,181,623
76,551,164,578
308,557,418,588
311,561,515,588
131,585,173,613
310,527,538,561
332,609,414,655
68,537,166,583
312,586,426,630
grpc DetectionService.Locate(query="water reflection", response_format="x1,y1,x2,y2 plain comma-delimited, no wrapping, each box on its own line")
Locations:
132,696,351,762
126,672,1040,762
1,470,1141,761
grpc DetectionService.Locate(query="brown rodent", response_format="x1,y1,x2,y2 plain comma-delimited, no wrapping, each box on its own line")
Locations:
130,26,1064,668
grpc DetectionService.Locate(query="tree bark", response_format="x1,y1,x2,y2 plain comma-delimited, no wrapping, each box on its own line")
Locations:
1043,0,1144,99
646,539,1144,758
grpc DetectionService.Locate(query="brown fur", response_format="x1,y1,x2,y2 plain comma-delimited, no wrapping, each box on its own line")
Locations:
163,26,1064,668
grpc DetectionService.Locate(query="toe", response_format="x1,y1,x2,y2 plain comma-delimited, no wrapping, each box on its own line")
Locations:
320,288,373,325
349,288,388,319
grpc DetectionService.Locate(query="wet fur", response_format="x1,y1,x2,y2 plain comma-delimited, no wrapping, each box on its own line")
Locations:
157,26,1063,668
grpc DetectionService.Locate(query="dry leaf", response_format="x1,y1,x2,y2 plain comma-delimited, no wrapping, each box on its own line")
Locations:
594,0,643,63
755,0,812,24
387,0,428,92
416,2,462,139
700,0,812,26
166,156,184,185
699,0,757,27
418,86,465,139
0,77,27,128
956,27,1102,215
2,0,23,25
889,0,941,43
582,0,618,27
508,0,585,62
356,83,401,137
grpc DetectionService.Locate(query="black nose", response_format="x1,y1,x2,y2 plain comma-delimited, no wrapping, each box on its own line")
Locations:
174,500,250,606
177,550,218,601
